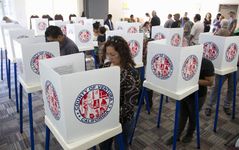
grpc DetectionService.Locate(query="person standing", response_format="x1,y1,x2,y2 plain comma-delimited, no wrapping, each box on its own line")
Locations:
189,14,204,45
203,12,212,32
205,19,233,117
45,25,79,56
99,36,141,150
104,14,114,30
212,13,221,33
228,11,237,35
171,13,181,28
164,14,174,28
150,10,160,39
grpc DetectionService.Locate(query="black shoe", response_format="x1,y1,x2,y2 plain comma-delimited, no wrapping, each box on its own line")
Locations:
182,134,193,143
205,108,211,116
165,136,180,145
223,107,231,116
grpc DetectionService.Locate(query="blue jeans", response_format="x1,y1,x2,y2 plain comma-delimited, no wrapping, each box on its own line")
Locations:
99,117,136,150
207,74,234,109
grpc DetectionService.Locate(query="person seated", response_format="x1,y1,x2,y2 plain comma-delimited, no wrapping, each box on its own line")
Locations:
129,14,136,23
99,36,141,150
45,25,79,56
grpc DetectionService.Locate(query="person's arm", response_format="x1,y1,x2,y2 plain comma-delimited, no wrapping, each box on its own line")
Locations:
198,76,214,86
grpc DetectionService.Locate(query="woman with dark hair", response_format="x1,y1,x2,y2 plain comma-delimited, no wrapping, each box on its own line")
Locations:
99,36,141,150
203,12,212,32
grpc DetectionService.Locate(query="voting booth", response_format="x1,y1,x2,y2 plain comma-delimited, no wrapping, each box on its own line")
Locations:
49,20,69,35
122,33,144,67
151,26,183,47
66,24,94,51
115,22,141,33
145,40,203,96
199,33,239,75
4,28,34,62
31,18,49,36
0,23,21,50
39,53,120,144
14,37,59,85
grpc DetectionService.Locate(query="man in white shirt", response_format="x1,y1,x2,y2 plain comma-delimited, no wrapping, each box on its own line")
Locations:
189,14,204,45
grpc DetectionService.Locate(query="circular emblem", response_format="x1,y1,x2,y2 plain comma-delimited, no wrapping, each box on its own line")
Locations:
78,29,91,43
60,25,67,35
154,32,165,40
225,43,238,62
127,26,138,33
17,35,29,39
128,40,140,57
45,80,61,120
151,53,173,80
171,33,181,47
30,51,55,75
38,22,47,31
74,84,114,124
203,42,219,60
182,55,198,81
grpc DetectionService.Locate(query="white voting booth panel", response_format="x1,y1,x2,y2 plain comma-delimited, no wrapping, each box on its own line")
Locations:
145,40,203,97
31,18,49,36
67,24,94,51
115,22,141,33
0,23,21,49
14,37,60,85
152,26,183,47
39,54,120,144
122,33,144,67
4,28,34,62
49,21,70,35
199,33,239,75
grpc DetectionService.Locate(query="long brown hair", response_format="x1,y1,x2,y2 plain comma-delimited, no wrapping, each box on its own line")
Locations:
103,36,136,68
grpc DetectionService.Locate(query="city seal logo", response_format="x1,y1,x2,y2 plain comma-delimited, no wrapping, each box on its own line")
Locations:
128,40,140,57
74,84,114,124
127,26,138,33
182,55,198,81
154,32,165,40
30,51,55,75
203,42,219,60
151,53,173,80
38,22,47,31
225,43,238,62
78,29,91,43
45,80,61,120
171,33,181,47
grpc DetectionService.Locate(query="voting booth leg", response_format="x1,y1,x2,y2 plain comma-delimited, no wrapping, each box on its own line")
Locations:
5,50,9,88
19,83,23,133
116,133,125,150
83,51,87,70
232,71,237,119
14,63,19,112
195,91,200,149
129,87,146,144
1,48,3,80
213,76,223,132
28,93,35,150
172,101,180,150
157,94,164,128
45,125,50,150
91,50,98,69
145,90,150,114
165,96,169,103
8,59,11,99
139,66,145,81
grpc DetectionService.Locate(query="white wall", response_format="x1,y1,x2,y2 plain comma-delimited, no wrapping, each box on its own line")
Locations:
6,0,84,28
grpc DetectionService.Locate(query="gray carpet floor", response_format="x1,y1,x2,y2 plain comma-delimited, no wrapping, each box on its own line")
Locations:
0,56,239,150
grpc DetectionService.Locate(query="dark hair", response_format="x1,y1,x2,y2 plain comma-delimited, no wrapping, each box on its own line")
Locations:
143,21,150,27
107,14,112,19
93,21,100,30
54,14,63,21
130,14,134,18
145,13,150,17
194,14,201,21
45,25,63,39
42,14,53,21
103,36,135,68
216,13,221,19
99,26,106,34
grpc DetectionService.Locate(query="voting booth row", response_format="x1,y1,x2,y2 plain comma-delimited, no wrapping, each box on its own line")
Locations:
0,18,239,150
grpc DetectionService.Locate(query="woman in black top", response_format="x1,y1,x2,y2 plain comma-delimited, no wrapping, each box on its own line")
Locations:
99,36,141,150
204,12,212,32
